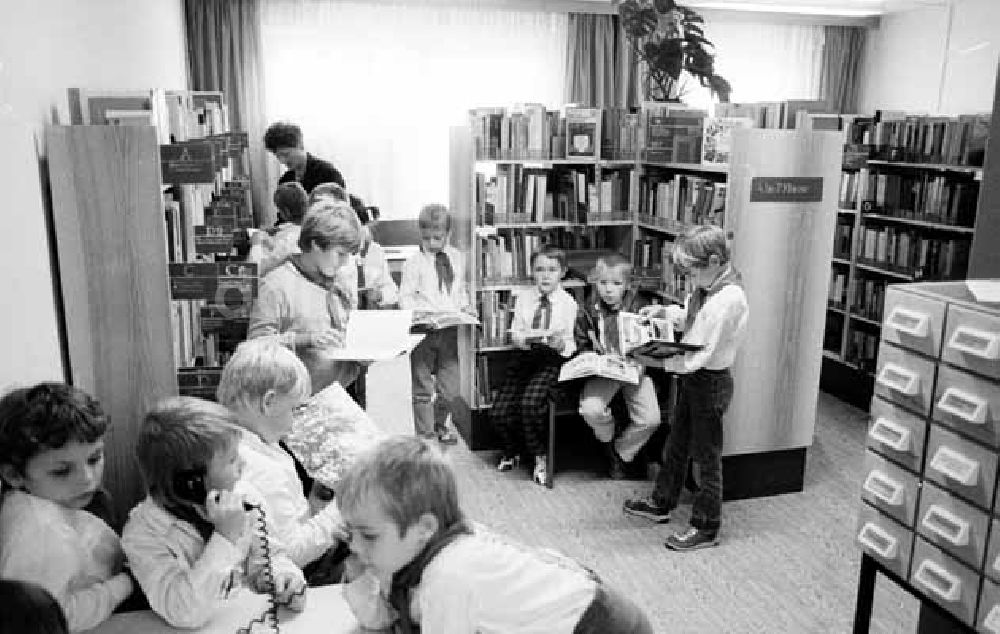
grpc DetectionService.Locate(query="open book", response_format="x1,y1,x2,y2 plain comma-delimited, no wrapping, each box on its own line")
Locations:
412,310,480,331
558,352,640,385
618,310,704,359
320,310,425,362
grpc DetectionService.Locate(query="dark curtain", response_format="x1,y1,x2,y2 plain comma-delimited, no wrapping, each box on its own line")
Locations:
184,0,271,226
820,26,867,114
565,14,642,109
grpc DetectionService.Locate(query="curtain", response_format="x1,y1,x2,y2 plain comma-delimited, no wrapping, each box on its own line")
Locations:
184,0,271,225
565,14,617,108
260,0,567,220
820,26,866,114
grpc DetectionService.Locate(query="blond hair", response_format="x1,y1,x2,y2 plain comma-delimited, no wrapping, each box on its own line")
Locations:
308,182,349,207
298,201,362,254
592,253,632,284
216,339,311,414
672,225,730,270
417,204,452,233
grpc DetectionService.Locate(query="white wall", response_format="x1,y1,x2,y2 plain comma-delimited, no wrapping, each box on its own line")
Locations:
859,0,998,115
0,0,187,389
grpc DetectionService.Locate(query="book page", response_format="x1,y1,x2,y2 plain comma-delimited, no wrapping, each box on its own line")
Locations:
323,310,424,361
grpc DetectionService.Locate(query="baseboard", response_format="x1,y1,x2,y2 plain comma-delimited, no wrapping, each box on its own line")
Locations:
721,447,807,501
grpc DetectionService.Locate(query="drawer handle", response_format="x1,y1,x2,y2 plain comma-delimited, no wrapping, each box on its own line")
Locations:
929,446,980,486
887,306,930,338
984,604,1000,634
869,417,912,453
947,325,1000,360
921,505,971,546
857,521,898,560
876,363,920,396
914,559,962,602
863,470,904,506
936,387,988,425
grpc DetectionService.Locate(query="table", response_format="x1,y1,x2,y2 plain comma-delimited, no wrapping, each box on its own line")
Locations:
85,585,376,634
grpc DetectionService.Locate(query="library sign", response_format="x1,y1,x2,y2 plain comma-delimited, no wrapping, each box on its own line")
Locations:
750,177,823,203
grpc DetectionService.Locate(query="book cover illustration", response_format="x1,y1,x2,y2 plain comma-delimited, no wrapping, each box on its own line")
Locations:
701,117,753,165
558,352,640,385
565,107,602,158
412,310,480,331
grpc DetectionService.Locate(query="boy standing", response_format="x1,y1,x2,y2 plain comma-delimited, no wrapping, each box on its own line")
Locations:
575,254,661,480
493,246,578,486
399,204,471,445
624,225,748,551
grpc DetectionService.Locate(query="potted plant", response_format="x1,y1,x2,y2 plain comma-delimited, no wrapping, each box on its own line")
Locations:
617,0,731,103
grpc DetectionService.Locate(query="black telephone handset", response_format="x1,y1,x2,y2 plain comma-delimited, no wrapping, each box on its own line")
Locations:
173,470,255,511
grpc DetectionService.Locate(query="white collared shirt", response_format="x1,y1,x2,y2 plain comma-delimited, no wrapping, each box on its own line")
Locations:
510,285,578,358
399,245,469,312
662,284,748,373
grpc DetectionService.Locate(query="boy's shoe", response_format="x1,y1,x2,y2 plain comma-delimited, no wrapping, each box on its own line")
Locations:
664,526,719,551
532,455,549,487
603,442,627,480
622,496,671,523
496,454,520,472
436,427,459,445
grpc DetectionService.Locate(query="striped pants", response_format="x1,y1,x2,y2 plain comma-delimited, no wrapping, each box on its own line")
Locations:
490,351,561,458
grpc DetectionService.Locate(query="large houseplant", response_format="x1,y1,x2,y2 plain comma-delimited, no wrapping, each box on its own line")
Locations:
618,0,731,103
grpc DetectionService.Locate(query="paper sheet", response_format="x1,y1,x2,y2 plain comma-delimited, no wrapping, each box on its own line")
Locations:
322,310,424,361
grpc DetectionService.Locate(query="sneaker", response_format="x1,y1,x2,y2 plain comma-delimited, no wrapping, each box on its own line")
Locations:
496,454,520,472
622,496,671,523
436,428,459,445
664,526,719,551
532,455,549,487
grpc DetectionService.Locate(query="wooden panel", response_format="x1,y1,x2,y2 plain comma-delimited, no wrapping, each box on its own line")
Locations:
724,129,844,453
47,125,177,524
449,126,475,437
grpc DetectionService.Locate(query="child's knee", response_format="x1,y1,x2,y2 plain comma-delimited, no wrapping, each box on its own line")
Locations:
578,398,610,424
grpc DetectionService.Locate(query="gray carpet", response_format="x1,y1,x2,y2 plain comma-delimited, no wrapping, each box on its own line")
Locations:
438,393,919,633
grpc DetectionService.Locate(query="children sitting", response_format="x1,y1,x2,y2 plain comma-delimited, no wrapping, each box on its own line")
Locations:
248,181,309,278
338,436,654,633
575,254,662,479
399,203,471,445
121,396,306,628
625,225,749,551
216,338,350,582
492,245,578,486
0,383,133,632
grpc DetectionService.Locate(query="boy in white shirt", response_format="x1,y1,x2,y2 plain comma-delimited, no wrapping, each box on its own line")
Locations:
216,338,351,582
248,181,308,278
0,383,133,632
338,436,654,633
625,225,749,551
399,204,472,445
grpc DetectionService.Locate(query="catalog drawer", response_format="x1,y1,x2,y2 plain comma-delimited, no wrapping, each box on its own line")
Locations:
984,520,1000,585
934,364,1000,449
875,343,938,416
868,397,928,474
979,577,1000,633
911,536,980,625
856,502,914,578
862,450,921,527
944,304,1000,382
924,424,998,512
918,481,990,571
883,287,947,358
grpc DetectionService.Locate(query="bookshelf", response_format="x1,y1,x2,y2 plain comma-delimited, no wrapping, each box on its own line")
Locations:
48,89,254,524
821,112,992,409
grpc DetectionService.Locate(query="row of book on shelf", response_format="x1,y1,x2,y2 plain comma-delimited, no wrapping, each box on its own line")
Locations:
637,174,727,227
857,225,970,279
477,228,623,283
857,170,979,227
826,325,879,375
828,273,887,322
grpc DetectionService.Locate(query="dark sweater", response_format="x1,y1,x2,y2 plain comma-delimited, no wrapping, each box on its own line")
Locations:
574,289,651,356
278,152,346,193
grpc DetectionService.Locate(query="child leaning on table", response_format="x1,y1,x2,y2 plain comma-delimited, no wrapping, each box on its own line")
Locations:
217,338,351,584
121,397,306,629
337,436,655,633
624,225,748,552
0,383,133,633
574,254,662,480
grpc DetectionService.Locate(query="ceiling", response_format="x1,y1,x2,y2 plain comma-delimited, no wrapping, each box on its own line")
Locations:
579,0,948,17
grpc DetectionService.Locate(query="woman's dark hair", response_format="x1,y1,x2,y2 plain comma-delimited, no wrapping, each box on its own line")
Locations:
0,579,69,634
263,122,303,152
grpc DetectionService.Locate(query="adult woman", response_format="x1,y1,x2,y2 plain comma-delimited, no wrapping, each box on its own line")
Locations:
264,121,346,193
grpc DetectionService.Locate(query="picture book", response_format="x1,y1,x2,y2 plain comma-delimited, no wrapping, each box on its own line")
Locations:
565,107,602,158
558,352,640,385
701,117,753,165
618,311,678,355
411,310,480,331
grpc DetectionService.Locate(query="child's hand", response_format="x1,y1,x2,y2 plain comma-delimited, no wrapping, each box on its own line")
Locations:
205,490,248,543
274,571,307,611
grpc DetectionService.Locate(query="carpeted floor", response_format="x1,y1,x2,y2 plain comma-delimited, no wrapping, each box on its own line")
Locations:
431,392,920,634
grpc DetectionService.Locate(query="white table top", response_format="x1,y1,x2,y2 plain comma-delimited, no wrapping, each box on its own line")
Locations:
84,585,373,634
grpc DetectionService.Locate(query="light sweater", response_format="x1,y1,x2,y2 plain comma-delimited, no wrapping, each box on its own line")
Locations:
247,223,301,278
510,286,579,358
399,245,469,312
0,490,132,632
661,281,748,374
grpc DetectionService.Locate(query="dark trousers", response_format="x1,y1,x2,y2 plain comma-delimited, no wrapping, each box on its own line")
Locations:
574,583,655,634
652,368,733,531
491,350,561,457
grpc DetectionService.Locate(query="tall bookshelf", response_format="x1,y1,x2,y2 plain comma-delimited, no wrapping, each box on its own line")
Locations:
821,112,991,409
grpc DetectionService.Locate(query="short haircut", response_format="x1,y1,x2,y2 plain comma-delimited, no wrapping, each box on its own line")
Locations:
135,396,240,509
298,201,362,254
308,182,349,206
0,383,107,476
417,204,452,232
349,194,371,225
217,339,311,413
0,579,67,634
273,182,309,223
337,436,463,536
593,253,632,283
529,244,567,269
673,225,730,270
263,121,303,152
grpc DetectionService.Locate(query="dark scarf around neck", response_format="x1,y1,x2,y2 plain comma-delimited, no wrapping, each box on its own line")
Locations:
685,265,743,332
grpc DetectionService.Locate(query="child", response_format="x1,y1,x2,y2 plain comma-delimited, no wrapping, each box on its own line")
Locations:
349,194,398,310
575,254,662,480
121,397,306,628
0,383,133,632
0,579,69,634
337,436,654,633
399,204,471,445
624,225,748,551
216,338,350,581
249,200,363,395
248,181,309,278
308,181,349,207
492,245,578,486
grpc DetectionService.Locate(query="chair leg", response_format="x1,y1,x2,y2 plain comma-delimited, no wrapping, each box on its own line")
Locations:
546,399,556,489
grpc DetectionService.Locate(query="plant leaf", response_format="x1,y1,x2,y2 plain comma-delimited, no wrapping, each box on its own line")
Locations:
653,0,677,12
620,4,659,39
709,75,732,102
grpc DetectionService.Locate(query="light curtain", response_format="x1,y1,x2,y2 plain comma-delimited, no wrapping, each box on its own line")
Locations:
564,14,617,108
820,26,866,114
260,0,567,219
184,0,271,225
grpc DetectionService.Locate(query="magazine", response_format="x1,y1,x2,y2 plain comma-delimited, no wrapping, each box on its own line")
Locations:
618,311,675,354
558,352,640,385
412,310,480,331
